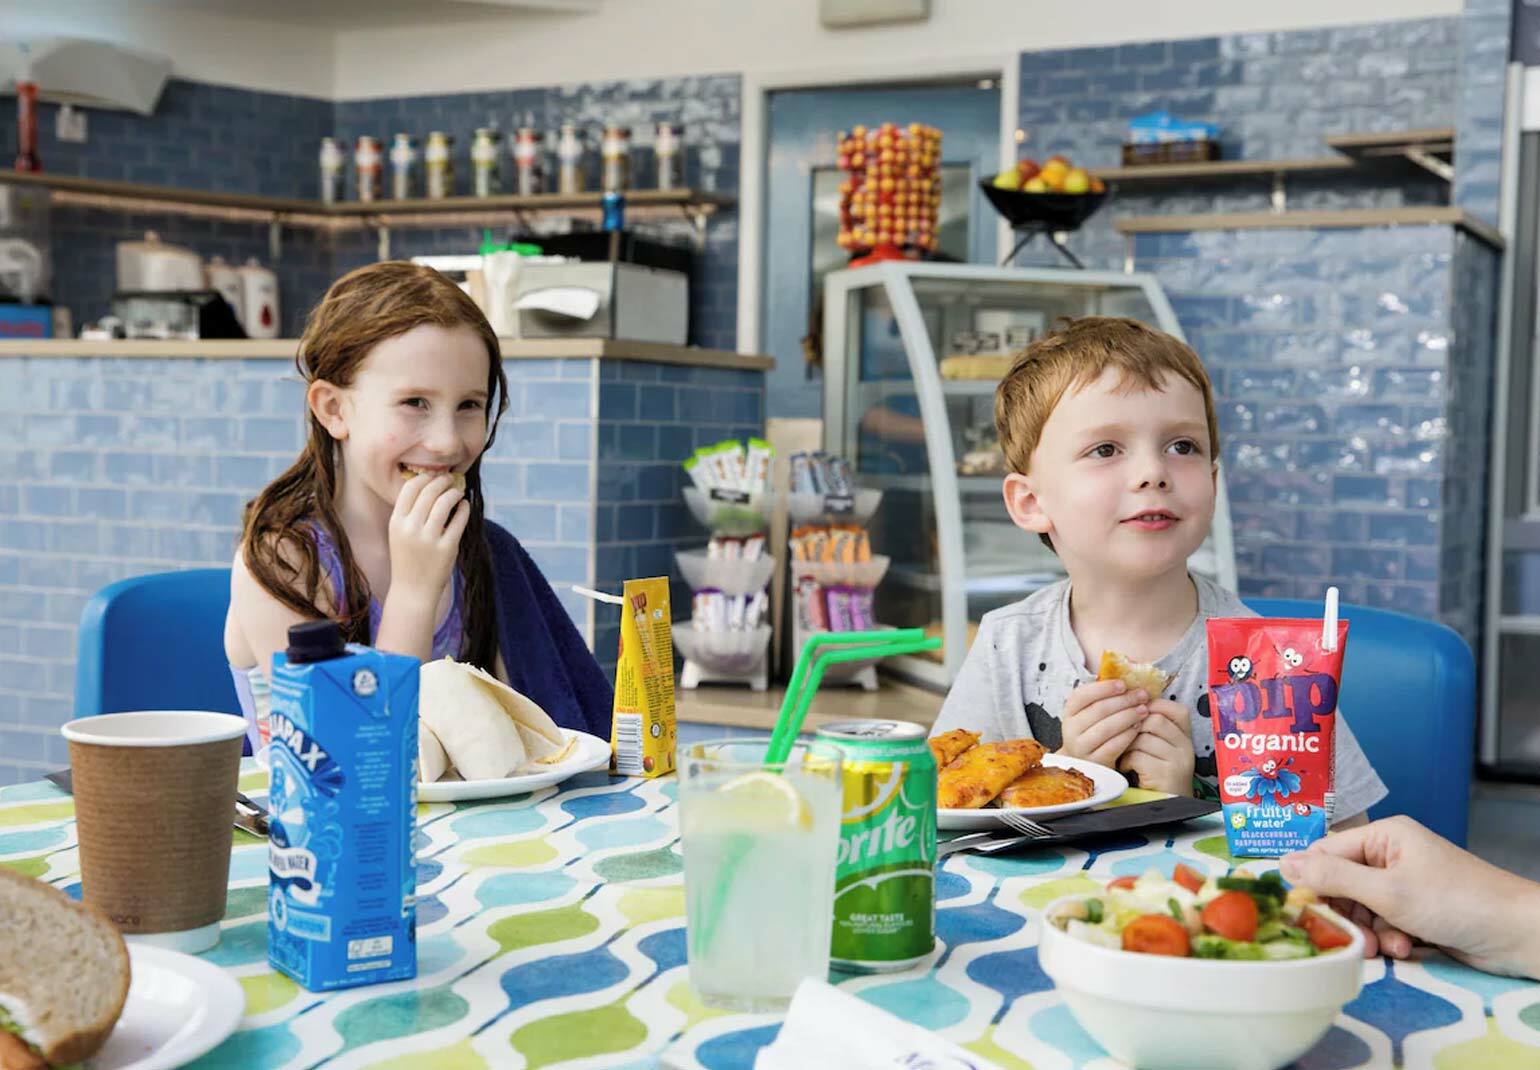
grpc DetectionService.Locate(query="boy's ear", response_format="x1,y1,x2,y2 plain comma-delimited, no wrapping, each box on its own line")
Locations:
1003,472,1052,537
308,379,348,440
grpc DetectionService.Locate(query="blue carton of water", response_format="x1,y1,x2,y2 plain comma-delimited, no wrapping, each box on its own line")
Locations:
266,621,419,991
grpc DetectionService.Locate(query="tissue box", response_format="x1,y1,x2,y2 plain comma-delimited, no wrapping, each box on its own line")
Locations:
514,261,687,345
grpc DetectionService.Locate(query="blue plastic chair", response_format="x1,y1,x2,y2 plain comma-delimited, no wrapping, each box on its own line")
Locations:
75,569,249,754
1243,597,1474,846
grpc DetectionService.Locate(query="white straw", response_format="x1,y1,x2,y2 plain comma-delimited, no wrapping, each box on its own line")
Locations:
1322,586,1339,652
571,584,626,605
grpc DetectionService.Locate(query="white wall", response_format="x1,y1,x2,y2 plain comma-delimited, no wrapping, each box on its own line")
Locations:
330,0,1463,100
0,1,335,99
2,0,1464,102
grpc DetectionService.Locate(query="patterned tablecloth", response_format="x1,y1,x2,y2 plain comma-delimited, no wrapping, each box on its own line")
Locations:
3,763,1539,1070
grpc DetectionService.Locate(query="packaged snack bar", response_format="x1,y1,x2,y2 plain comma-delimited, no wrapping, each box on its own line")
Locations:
693,588,726,631
719,439,747,489
825,586,854,631
796,576,828,631
831,526,857,564
744,589,768,629
727,593,748,631
850,588,875,631
745,438,774,496
682,455,711,493
742,533,765,561
790,452,815,495
1206,592,1348,858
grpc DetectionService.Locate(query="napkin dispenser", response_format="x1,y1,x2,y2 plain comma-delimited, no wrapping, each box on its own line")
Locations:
513,261,687,345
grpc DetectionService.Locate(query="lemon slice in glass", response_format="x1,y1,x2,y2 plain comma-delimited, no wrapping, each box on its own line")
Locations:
717,771,813,831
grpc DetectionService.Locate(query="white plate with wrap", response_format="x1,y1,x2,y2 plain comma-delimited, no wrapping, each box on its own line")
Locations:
417,728,612,802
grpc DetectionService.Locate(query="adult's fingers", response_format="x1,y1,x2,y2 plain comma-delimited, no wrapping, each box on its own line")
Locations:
1280,847,1397,923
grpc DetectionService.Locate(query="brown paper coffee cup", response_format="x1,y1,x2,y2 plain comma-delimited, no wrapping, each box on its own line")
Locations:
62,711,246,953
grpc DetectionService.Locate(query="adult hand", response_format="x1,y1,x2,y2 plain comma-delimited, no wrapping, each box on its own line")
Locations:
1281,816,1540,979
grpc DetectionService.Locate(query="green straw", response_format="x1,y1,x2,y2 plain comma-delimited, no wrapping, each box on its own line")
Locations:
767,631,940,765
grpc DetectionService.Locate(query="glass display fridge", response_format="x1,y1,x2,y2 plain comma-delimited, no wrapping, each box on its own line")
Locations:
820,262,1237,689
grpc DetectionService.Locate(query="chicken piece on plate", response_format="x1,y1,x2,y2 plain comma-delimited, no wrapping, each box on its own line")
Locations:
998,764,1096,808
927,728,980,768
937,739,1046,809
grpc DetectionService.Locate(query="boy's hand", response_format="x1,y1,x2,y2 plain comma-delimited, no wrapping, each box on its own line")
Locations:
1115,699,1194,796
1060,679,1147,769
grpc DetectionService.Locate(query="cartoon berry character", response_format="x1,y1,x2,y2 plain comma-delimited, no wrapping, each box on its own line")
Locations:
1235,756,1302,804
1294,802,1312,816
1227,655,1253,683
1230,811,1247,830
1281,647,1304,669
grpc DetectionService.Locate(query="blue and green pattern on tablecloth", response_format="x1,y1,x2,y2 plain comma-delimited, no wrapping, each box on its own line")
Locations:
3,763,1540,1070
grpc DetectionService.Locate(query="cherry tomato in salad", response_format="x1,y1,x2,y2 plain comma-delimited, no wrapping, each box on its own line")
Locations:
1299,907,1353,950
1172,863,1205,894
1200,890,1259,942
1122,914,1191,957
1108,876,1138,891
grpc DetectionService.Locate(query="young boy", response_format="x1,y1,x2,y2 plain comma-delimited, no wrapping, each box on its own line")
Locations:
931,317,1385,822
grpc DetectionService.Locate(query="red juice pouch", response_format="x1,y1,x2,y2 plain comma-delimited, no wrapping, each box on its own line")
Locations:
1205,614,1348,858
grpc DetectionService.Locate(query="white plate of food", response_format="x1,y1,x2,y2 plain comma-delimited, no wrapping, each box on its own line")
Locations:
418,727,612,802
932,730,1127,831
89,945,244,1070
1,869,242,1070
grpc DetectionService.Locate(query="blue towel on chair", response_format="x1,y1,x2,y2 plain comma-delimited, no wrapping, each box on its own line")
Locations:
486,521,614,738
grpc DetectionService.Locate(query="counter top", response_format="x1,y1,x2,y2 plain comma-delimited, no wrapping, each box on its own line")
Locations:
0,337,774,370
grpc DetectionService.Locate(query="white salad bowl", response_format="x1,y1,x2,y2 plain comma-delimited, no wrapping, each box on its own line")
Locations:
1038,893,1366,1070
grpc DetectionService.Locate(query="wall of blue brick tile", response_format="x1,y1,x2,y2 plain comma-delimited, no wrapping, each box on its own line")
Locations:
1012,18,1463,273
1132,223,1493,645
0,351,761,785
590,361,764,675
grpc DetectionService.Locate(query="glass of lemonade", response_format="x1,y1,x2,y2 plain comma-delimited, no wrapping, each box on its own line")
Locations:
678,738,845,1012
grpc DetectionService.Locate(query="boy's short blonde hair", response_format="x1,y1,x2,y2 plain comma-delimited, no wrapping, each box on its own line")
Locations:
994,316,1220,475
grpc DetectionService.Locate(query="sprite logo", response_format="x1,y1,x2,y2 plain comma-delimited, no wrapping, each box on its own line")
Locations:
835,762,933,879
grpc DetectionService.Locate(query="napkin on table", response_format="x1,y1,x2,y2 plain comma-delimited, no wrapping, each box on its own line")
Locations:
753,979,1005,1070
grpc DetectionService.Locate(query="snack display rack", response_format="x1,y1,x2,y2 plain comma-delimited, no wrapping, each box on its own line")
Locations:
786,455,889,691
675,441,775,691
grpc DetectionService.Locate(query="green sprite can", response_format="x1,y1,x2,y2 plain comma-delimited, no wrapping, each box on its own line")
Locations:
814,719,937,972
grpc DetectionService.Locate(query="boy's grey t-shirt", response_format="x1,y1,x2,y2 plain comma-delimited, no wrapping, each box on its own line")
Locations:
931,573,1388,819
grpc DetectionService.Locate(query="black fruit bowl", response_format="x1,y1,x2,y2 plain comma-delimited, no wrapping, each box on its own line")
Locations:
978,181,1109,231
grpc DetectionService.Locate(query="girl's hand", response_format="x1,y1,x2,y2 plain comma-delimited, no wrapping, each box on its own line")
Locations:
1115,699,1194,796
388,473,467,605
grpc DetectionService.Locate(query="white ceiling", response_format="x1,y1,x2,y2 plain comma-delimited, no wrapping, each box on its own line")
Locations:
111,0,598,31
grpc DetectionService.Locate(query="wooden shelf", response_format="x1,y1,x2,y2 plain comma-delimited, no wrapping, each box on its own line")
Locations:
1093,157,1353,185
1113,206,1502,249
1095,128,1458,189
0,169,733,232
0,336,775,369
